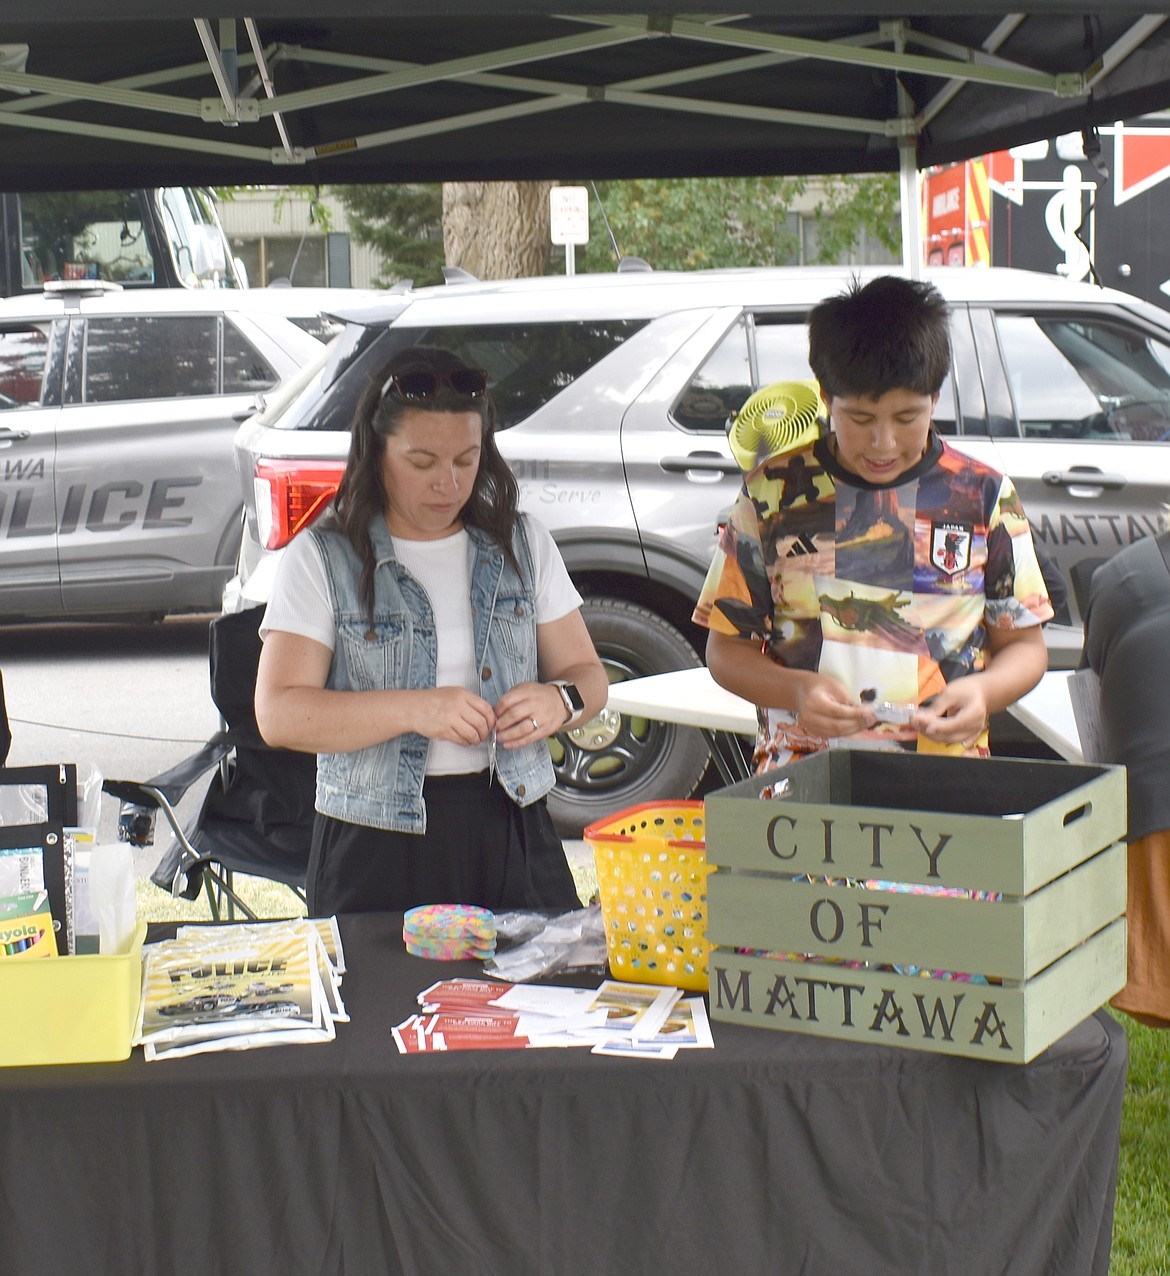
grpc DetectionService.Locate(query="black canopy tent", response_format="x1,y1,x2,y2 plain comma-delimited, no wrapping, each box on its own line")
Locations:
1,6,1169,195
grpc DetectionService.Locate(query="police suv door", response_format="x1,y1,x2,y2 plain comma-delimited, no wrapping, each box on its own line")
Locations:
0,319,65,616
54,311,260,617
975,304,1170,634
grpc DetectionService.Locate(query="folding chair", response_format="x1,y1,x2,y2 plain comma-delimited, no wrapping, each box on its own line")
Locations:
103,607,317,921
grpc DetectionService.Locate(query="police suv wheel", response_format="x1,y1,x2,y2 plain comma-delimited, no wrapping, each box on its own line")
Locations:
546,597,713,839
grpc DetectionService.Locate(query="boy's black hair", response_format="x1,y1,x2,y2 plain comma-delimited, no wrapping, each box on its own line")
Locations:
807,275,951,400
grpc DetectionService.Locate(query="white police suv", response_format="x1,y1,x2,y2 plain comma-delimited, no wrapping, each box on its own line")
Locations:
0,281,375,621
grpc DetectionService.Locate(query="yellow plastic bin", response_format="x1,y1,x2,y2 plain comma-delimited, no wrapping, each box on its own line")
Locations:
0,921,147,1066
585,801,713,992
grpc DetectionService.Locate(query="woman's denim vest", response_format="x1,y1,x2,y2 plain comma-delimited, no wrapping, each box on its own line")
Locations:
310,513,556,833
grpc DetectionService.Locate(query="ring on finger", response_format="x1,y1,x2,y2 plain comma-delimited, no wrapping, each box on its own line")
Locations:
531,717,540,730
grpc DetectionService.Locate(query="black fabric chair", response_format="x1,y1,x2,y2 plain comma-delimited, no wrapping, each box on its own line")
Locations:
103,607,317,920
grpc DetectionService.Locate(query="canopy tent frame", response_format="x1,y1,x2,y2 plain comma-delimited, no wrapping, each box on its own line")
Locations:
3,8,1170,279
3,15,1164,173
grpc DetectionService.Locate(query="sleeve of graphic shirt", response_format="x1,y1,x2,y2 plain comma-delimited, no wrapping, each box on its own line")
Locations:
984,474,1055,630
692,483,775,641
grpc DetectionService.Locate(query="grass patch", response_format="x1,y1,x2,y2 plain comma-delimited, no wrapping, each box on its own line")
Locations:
1110,1008,1170,1274
135,873,306,924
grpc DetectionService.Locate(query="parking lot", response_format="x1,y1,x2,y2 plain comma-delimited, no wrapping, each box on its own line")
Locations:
0,616,217,852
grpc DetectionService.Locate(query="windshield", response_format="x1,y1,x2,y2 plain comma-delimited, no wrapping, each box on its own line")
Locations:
13,187,245,291
18,189,158,288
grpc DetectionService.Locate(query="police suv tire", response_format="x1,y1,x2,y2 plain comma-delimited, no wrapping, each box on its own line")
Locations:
546,597,712,839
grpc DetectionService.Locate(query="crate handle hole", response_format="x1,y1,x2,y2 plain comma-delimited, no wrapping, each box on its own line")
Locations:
1063,802,1090,827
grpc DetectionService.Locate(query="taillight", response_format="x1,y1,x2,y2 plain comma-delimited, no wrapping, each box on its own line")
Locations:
253,458,346,550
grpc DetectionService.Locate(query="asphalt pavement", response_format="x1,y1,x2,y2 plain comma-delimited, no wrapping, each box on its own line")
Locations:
0,615,219,872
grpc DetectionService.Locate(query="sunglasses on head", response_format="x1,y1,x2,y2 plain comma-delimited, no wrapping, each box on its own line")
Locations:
380,368,489,403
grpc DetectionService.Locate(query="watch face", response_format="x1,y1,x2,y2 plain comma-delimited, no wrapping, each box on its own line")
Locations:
559,681,585,714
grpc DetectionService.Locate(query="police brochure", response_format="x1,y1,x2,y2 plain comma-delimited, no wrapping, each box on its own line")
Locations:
135,916,346,1061
392,977,711,1057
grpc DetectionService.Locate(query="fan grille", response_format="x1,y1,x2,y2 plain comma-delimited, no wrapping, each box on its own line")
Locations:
728,379,820,471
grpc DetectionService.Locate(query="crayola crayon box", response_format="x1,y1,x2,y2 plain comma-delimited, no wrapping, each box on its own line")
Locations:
0,903,59,959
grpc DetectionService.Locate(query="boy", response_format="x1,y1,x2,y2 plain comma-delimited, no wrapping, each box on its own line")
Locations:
694,275,1052,771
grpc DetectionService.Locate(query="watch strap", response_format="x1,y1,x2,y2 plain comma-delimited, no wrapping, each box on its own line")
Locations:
551,679,586,728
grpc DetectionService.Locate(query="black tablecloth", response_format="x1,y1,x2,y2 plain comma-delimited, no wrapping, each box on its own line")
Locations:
0,913,1126,1276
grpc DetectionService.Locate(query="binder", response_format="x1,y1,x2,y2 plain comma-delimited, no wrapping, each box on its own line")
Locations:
0,764,78,953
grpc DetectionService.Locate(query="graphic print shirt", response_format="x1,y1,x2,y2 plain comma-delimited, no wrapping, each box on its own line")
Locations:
693,433,1053,767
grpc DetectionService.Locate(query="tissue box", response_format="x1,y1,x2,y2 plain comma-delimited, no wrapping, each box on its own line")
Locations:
704,751,1128,1063
0,922,146,1066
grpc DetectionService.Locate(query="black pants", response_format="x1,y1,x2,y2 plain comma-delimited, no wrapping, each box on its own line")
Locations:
307,771,580,916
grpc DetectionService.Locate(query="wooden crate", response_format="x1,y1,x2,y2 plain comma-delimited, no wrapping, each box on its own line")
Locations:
704,751,1128,1063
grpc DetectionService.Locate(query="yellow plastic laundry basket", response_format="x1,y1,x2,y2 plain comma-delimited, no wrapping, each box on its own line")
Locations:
585,801,713,992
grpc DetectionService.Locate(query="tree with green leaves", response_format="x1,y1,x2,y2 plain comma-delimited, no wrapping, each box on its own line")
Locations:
331,183,445,287
578,174,900,272
580,175,806,271
803,174,902,265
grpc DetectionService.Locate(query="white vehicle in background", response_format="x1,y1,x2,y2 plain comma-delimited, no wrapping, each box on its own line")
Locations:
0,281,377,620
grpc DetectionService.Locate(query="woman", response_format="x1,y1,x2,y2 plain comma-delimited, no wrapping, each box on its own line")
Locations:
255,345,608,916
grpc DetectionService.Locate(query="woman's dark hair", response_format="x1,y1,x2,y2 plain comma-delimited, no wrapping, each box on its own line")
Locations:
808,275,951,400
329,345,520,621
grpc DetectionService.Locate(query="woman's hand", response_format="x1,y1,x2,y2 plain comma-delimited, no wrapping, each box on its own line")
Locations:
418,686,496,746
494,681,567,747
255,631,499,752
491,607,607,751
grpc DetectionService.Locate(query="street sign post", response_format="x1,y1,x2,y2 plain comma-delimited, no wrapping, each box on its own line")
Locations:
550,185,589,276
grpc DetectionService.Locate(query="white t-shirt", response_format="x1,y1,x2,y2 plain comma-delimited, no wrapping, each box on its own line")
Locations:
261,517,583,775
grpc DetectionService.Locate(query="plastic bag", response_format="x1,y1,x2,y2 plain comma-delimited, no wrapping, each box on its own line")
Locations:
87,843,138,955
483,903,607,982
0,761,103,827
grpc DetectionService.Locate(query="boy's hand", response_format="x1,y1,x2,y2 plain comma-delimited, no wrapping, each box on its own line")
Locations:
912,681,990,749
793,676,868,738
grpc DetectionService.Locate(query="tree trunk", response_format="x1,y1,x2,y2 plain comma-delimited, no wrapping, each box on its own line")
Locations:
442,181,553,279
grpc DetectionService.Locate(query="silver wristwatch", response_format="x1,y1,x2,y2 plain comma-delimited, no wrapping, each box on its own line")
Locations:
551,679,586,729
